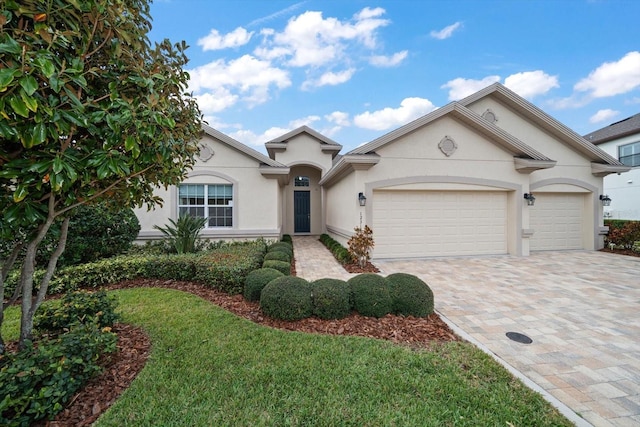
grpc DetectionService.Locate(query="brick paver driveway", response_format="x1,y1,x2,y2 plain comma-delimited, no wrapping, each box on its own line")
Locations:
376,251,640,427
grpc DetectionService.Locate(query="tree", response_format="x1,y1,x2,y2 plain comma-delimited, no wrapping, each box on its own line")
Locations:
0,0,202,352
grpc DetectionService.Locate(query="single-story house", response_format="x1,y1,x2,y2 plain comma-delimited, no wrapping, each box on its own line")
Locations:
134,83,629,259
584,113,640,220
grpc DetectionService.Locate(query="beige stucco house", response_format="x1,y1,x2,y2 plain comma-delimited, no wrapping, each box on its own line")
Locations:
135,83,629,259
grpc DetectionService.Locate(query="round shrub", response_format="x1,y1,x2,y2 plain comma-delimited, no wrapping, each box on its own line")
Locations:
347,273,393,318
386,273,434,317
260,276,313,321
281,234,293,243
264,250,291,263
262,259,291,275
244,268,285,302
311,278,351,320
268,243,293,258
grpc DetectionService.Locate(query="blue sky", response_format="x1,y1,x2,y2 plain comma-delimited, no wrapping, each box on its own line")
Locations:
149,0,640,153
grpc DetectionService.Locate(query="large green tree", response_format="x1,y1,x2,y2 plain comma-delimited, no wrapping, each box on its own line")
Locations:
0,0,202,351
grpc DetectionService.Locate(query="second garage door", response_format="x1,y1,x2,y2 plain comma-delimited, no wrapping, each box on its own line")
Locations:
530,193,585,250
372,190,507,258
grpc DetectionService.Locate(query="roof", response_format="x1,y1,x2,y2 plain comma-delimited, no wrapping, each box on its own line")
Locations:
265,125,342,159
201,124,286,168
583,113,640,145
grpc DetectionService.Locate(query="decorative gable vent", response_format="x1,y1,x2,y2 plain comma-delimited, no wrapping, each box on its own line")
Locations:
438,136,458,157
482,109,498,124
198,143,214,162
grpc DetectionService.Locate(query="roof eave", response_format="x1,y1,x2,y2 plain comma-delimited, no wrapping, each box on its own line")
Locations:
590,163,632,178
319,154,381,187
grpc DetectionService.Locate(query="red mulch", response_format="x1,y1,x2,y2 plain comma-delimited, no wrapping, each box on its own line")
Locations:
599,248,640,258
35,277,458,426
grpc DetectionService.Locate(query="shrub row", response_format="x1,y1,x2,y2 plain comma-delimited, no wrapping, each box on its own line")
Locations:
5,241,266,296
257,272,434,321
260,240,293,276
1,292,119,426
605,220,640,250
319,234,351,264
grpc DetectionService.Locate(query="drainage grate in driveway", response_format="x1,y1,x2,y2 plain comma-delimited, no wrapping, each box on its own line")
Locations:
506,332,533,344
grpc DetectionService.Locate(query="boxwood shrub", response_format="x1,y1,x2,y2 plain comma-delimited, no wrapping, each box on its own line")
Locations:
264,251,291,263
319,234,351,264
281,234,293,243
268,242,293,258
260,276,313,321
386,273,434,317
244,268,284,302
262,259,291,276
348,273,393,318
311,278,351,320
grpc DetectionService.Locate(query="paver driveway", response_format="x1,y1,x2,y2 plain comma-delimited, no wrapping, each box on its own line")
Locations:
376,251,640,427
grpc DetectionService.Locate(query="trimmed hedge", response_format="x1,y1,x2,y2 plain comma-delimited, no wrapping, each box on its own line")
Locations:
260,276,313,321
386,273,434,317
264,251,291,263
348,273,393,318
311,278,351,320
262,260,291,276
244,268,284,302
268,243,293,259
319,234,351,264
4,241,266,296
281,234,293,244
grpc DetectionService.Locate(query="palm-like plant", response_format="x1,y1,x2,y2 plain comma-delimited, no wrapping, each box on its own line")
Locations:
154,215,208,254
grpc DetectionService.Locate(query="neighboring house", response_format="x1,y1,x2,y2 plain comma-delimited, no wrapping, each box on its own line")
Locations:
584,113,640,220
134,83,629,259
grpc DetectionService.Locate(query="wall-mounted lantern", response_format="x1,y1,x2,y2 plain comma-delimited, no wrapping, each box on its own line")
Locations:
358,192,367,206
599,194,612,206
523,193,536,206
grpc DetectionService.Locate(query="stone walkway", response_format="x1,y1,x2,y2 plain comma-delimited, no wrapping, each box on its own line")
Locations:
292,237,640,427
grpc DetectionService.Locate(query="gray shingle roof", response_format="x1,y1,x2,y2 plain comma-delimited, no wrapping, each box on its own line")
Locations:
584,113,640,145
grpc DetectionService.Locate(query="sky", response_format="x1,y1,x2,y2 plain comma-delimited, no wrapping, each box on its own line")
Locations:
148,0,640,153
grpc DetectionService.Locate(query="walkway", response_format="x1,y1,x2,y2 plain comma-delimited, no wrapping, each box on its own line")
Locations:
292,236,640,427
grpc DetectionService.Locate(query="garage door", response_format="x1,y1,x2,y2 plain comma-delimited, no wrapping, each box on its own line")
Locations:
372,190,507,258
530,193,584,250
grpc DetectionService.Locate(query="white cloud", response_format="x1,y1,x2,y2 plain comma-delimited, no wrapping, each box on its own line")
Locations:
302,68,356,90
229,116,322,146
325,111,350,126
441,76,500,101
430,22,462,40
289,115,321,129
575,51,640,98
503,70,559,99
247,1,308,27
369,50,408,67
197,27,253,51
195,89,238,114
188,55,291,109
589,109,620,124
256,8,391,67
354,97,436,131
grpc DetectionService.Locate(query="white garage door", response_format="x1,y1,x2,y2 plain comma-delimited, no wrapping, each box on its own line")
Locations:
372,190,507,258
530,193,584,251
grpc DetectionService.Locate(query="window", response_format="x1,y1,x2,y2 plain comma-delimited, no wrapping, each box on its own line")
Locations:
294,176,310,187
619,141,640,167
178,184,232,227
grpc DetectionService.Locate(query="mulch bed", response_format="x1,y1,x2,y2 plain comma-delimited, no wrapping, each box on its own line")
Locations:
599,248,640,258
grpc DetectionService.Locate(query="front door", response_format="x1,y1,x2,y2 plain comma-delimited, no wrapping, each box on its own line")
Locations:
294,191,311,233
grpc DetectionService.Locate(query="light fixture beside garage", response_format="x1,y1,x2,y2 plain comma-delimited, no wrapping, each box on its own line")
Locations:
358,192,367,206
599,194,612,206
523,193,536,206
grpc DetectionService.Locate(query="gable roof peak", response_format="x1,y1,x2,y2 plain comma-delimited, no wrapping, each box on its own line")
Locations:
267,125,342,147
201,124,285,168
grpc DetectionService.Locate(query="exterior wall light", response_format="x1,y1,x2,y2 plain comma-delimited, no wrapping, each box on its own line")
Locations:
358,192,367,206
523,193,536,206
599,194,612,206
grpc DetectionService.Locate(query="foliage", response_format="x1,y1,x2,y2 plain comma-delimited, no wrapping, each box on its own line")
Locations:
0,323,117,426
34,290,119,334
281,234,292,244
260,276,313,321
386,273,434,317
311,278,351,320
605,220,640,250
319,234,352,264
4,242,265,296
0,0,202,350
262,260,291,276
194,242,266,294
267,242,293,258
154,215,207,254
347,225,375,268
243,268,284,302
348,273,392,318
263,250,291,263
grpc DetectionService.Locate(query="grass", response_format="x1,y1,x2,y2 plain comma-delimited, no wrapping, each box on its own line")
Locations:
2,288,572,426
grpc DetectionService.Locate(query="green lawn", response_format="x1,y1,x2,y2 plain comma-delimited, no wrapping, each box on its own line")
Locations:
3,288,572,426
